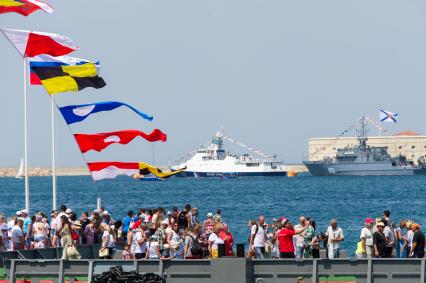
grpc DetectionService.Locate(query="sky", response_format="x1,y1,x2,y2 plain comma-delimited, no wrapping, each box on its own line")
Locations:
1,0,426,167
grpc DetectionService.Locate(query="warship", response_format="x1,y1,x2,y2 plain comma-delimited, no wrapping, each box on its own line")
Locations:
303,116,417,176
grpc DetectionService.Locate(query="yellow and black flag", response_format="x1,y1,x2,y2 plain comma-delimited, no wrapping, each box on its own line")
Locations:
30,62,106,95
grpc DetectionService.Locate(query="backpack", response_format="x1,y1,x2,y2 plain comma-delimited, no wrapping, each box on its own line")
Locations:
189,235,202,255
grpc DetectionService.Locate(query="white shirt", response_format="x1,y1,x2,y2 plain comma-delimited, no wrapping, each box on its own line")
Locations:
133,230,146,254
326,226,344,249
360,227,374,246
208,232,224,249
55,212,67,231
11,226,23,243
251,224,266,248
148,241,159,259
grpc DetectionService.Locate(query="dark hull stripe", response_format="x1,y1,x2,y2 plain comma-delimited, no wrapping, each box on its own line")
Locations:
176,171,287,177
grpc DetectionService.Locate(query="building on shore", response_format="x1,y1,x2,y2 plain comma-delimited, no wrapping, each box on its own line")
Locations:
308,131,426,165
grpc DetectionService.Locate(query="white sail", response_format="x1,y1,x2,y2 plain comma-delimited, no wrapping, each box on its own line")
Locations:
15,158,24,179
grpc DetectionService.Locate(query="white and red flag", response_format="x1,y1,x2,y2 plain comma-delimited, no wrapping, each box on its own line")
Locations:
88,162,140,181
0,28,78,57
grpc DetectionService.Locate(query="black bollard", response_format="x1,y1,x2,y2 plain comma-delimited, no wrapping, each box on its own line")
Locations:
218,243,226,257
236,243,245,258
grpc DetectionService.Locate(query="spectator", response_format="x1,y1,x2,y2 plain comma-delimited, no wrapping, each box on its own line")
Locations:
360,218,374,258
373,222,387,258
326,219,344,259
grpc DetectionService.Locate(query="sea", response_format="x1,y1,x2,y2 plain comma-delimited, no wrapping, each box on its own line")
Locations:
0,174,425,255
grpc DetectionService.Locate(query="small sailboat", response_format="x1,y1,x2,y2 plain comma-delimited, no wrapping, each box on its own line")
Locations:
15,158,24,179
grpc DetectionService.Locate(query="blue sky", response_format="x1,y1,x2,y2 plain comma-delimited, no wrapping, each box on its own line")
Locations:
1,0,426,166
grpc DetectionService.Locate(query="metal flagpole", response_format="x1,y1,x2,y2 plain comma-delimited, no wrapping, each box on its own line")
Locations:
24,58,30,212
51,97,57,210
379,112,381,137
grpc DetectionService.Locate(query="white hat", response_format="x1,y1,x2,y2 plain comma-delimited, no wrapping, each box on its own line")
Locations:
207,212,213,217
66,208,72,214
102,211,109,216
16,211,22,216
161,220,169,226
20,209,28,214
93,210,99,214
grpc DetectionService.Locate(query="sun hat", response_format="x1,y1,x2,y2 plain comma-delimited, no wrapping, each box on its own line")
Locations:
207,212,213,217
161,220,169,226
16,211,22,216
65,208,72,214
20,209,28,214
365,218,374,224
102,211,109,216
376,222,385,227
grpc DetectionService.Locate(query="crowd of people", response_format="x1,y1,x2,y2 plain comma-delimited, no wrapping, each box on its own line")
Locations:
0,206,424,260
0,204,234,260
247,210,424,259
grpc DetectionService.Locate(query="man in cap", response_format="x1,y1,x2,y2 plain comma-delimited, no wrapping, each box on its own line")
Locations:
326,219,344,258
373,222,387,258
360,218,374,258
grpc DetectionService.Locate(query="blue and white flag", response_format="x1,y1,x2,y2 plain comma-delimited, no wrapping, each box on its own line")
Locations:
59,101,153,124
380,110,398,123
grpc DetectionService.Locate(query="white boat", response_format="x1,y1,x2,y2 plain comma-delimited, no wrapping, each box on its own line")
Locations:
173,130,286,177
15,158,24,179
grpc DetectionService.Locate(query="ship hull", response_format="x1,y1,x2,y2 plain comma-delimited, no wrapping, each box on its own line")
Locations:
177,171,287,177
303,161,415,176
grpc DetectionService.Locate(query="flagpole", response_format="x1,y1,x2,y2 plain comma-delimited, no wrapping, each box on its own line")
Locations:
51,97,57,211
24,58,30,212
379,112,381,137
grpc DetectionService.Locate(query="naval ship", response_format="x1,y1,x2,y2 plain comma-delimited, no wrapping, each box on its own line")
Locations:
303,116,417,176
174,130,286,177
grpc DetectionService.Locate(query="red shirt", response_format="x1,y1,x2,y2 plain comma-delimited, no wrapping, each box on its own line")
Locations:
278,228,295,253
219,231,234,256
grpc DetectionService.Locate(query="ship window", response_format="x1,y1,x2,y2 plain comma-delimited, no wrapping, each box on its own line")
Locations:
412,146,415,149
399,146,402,149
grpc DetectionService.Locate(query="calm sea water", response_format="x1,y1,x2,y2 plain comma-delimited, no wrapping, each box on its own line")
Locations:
0,174,425,255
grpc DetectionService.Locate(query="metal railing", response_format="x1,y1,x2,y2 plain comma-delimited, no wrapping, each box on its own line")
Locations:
2,258,426,283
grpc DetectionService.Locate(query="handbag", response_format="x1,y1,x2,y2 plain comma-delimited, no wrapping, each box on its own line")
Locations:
99,247,110,258
66,245,77,257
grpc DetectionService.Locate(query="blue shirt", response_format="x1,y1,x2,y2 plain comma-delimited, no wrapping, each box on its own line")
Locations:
122,216,132,233
23,217,31,234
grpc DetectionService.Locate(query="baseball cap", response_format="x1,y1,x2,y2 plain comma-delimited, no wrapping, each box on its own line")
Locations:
365,218,374,224
16,211,22,216
161,220,169,226
65,208,72,214
376,222,385,227
20,209,28,214
102,211,109,216
167,211,172,216
207,212,213,217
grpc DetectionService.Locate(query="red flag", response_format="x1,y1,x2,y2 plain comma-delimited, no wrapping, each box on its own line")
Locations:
1,28,78,58
74,129,167,153
87,162,140,181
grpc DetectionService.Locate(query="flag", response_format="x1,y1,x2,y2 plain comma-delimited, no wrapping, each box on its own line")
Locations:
29,55,96,85
74,129,167,153
0,28,78,57
59,101,153,124
30,63,106,94
87,162,184,181
0,0,53,16
380,110,398,123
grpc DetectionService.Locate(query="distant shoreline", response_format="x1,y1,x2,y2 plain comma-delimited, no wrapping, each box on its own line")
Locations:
0,164,307,177
0,167,90,177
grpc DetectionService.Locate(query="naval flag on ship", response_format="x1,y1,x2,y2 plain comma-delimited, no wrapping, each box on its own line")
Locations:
380,110,398,123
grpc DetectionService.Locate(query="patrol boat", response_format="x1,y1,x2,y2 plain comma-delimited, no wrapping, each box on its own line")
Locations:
174,130,286,177
303,116,416,176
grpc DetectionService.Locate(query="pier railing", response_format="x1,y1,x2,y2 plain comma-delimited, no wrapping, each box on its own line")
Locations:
2,258,426,283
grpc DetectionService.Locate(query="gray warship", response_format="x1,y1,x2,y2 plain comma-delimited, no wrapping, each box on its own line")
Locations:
303,116,416,176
